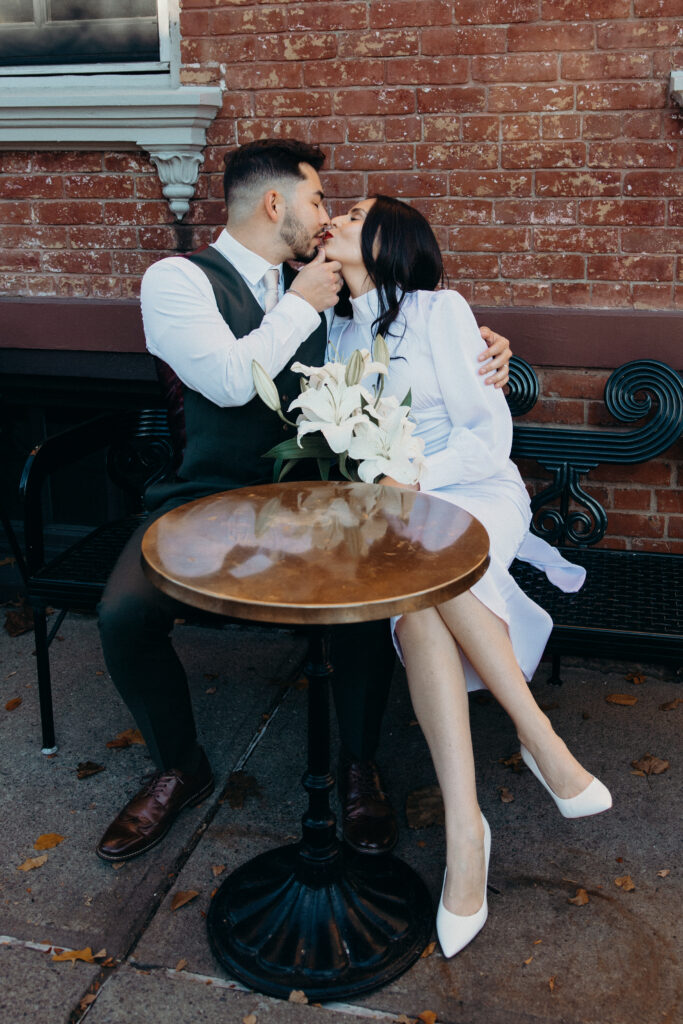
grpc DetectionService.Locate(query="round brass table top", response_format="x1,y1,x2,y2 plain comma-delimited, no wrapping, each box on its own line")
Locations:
141,481,490,625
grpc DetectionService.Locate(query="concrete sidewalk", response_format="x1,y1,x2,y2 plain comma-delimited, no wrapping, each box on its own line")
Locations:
0,609,680,1024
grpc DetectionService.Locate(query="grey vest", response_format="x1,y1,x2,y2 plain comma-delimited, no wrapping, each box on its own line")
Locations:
146,247,327,511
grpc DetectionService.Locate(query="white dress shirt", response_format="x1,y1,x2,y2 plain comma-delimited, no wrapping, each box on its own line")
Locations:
140,229,321,408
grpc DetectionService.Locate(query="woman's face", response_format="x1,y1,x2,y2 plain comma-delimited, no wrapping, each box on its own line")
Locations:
322,198,375,269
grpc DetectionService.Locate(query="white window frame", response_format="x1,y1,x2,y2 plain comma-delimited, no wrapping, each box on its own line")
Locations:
670,71,683,108
0,0,173,77
0,0,223,220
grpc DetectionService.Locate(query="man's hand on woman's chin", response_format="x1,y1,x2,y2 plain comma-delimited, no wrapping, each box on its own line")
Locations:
478,326,512,389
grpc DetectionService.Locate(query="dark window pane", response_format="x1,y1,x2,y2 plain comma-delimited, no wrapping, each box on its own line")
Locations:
0,1,34,25
50,2,157,20
0,1,160,66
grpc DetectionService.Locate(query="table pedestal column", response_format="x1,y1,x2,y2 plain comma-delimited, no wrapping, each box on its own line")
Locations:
207,628,434,1001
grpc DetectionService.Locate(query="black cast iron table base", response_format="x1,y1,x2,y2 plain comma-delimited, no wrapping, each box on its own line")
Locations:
207,843,433,1001
206,628,433,1001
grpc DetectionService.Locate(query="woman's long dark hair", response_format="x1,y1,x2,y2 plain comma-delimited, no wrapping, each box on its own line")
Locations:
335,195,444,340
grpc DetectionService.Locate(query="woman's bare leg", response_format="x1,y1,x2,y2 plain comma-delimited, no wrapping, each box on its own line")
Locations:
436,591,592,799
396,607,486,916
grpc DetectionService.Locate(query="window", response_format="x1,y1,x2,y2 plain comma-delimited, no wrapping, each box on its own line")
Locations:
0,0,171,75
0,0,223,221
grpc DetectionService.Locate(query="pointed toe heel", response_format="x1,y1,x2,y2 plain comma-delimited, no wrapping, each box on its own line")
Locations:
436,814,491,959
520,745,612,819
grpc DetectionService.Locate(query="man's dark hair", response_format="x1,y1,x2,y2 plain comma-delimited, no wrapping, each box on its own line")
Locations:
222,138,326,208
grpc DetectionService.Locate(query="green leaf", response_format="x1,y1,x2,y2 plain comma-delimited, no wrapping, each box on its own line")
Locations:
278,459,299,482
316,458,333,481
400,387,412,408
263,435,332,460
337,451,355,482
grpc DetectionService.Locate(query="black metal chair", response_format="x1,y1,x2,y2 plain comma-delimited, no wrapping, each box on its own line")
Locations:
18,408,174,752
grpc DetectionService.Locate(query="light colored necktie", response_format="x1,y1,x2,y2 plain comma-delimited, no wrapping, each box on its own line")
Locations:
262,267,280,313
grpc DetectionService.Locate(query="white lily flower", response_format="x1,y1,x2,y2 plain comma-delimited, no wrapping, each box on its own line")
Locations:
252,359,282,412
347,404,424,485
288,379,368,453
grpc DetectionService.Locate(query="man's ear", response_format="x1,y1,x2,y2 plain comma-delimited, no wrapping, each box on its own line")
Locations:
264,189,281,223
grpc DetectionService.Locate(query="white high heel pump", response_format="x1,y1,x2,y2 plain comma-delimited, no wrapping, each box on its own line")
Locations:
436,813,491,959
520,745,612,819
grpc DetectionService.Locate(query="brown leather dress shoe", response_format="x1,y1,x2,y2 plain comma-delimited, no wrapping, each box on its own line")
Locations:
96,748,214,862
339,759,398,855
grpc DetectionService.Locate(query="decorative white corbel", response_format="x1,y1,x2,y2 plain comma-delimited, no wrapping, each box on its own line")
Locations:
147,147,205,220
669,71,683,107
0,78,223,221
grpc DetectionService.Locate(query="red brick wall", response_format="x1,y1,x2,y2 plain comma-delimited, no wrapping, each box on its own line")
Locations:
0,0,681,549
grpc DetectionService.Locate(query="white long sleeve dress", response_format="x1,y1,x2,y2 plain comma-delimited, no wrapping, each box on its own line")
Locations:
328,287,585,692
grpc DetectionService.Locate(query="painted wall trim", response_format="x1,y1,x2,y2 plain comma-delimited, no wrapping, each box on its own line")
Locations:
0,79,223,219
1,298,681,370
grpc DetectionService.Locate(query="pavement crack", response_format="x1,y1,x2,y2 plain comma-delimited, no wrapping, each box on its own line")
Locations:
64,661,303,1024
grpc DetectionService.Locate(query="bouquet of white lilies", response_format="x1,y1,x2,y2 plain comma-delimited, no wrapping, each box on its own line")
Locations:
252,336,424,486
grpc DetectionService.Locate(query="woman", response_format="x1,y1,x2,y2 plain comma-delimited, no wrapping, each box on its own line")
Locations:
322,196,612,959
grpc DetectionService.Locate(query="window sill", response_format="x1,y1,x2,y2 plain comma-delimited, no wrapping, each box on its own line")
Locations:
0,75,223,219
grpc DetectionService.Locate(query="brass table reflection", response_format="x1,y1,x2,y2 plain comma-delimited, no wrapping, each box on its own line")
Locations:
142,481,489,1001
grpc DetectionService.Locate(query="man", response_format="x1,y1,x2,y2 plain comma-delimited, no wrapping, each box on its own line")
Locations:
96,139,511,862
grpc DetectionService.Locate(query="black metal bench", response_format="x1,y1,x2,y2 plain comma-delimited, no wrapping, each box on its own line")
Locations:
16,356,683,753
507,357,683,680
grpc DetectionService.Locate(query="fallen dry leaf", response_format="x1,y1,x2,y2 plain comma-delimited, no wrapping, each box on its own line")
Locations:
548,976,556,992
205,687,217,695
204,672,218,681
171,890,199,911
657,869,670,878
77,761,105,780
93,949,107,960
5,697,22,711
394,1017,414,1024
659,699,682,711
418,1013,438,1024
631,753,669,775
175,958,187,972
406,785,444,829
533,939,542,945
243,1016,257,1024
567,888,589,906
524,956,534,965
78,994,97,1011
211,864,226,877
52,947,96,964
500,752,524,772
223,770,262,809
106,728,145,749
606,693,638,706
34,833,65,851
498,786,514,803
420,941,436,958
4,600,33,637
17,854,48,872
615,875,635,891
626,672,646,685
288,990,308,1004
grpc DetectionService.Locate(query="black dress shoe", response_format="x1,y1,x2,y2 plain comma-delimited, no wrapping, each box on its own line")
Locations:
96,748,214,862
339,758,398,855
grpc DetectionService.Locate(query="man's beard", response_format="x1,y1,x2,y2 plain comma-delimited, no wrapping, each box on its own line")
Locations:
280,210,318,262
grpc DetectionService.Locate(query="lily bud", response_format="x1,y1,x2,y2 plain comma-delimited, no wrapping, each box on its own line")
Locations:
345,348,365,386
373,333,390,371
252,359,282,412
